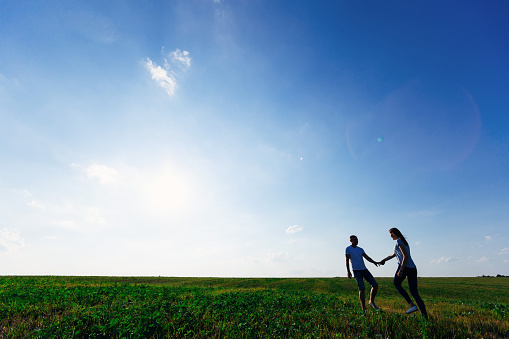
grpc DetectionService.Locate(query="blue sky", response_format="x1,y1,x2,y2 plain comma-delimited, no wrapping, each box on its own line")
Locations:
1,0,508,277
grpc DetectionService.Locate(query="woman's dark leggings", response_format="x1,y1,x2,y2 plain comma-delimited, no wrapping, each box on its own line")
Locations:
394,266,428,319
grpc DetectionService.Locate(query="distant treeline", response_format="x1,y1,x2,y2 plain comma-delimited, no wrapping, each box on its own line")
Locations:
477,274,508,277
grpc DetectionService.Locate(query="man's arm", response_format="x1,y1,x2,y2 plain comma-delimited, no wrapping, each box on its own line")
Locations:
362,253,380,267
345,254,352,278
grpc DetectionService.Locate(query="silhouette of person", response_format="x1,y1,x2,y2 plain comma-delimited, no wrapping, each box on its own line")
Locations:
380,228,428,320
345,235,380,312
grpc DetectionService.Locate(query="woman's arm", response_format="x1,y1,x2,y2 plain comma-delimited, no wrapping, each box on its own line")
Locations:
398,244,409,270
380,253,396,265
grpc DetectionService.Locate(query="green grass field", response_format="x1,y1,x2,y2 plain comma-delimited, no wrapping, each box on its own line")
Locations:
0,276,507,338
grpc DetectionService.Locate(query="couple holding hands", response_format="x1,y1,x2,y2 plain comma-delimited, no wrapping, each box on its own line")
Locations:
345,228,428,320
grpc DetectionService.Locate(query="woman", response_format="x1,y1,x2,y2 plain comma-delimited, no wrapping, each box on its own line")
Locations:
380,228,428,320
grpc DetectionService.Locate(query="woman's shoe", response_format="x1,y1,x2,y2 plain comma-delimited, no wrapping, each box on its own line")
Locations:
405,305,418,314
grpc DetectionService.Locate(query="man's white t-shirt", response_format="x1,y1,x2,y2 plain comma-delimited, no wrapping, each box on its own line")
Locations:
346,245,367,270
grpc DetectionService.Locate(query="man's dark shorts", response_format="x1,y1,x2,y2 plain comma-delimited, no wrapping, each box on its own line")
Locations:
353,269,378,290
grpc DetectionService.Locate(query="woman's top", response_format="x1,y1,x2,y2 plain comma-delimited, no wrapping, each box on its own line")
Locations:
394,238,416,268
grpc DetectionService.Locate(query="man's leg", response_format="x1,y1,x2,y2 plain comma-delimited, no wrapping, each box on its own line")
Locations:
363,270,379,310
370,284,378,304
353,270,367,312
359,289,366,311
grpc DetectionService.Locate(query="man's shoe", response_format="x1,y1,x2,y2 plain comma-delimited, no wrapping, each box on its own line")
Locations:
369,302,379,310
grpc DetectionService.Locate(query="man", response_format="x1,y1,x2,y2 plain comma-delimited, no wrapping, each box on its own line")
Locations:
345,235,380,312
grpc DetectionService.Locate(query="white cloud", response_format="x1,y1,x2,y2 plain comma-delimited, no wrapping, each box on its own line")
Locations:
85,164,119,184
27,200,45,209
499,248,509,255
485,235,492,241
0,228,25,252
146,48,191,97
477,256,490,263
267,251,290,262
430,256,458,264
286,225,303,234
146,58,177,96
168,49,191,69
